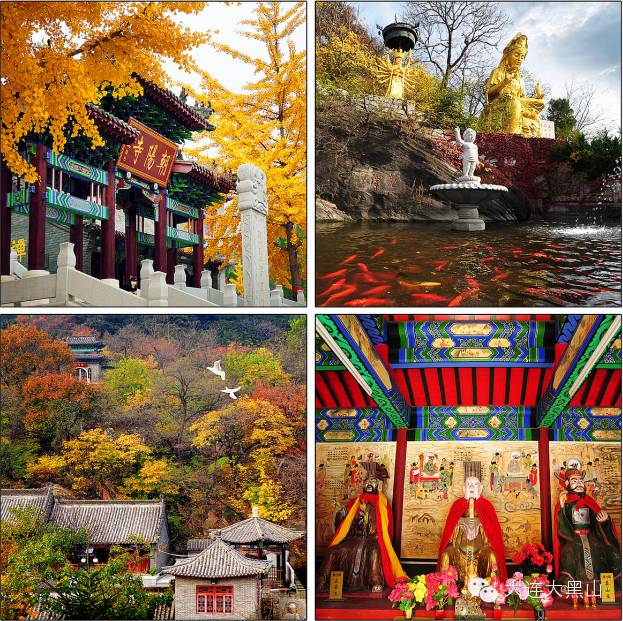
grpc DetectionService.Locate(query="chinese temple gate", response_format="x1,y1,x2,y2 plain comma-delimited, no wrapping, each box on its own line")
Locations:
315,314,621,618
1,77,234,289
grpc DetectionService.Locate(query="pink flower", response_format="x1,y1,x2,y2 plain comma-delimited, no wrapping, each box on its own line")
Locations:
545,564,553,573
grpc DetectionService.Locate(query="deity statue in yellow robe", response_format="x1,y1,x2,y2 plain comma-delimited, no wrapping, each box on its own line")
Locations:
376,50,414,100
479,33,545,137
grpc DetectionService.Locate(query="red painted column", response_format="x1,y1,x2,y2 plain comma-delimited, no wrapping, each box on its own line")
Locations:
125,206,137,284
28,143,47,270
69,215,83,271
166,246,176,284
154,191,167,274
392,426,408,555
192,213,204,288
100,161,116,279
0,159,11,275
538,426,553,551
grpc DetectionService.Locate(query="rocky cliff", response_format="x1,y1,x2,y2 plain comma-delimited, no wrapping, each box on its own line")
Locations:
315,97,532,222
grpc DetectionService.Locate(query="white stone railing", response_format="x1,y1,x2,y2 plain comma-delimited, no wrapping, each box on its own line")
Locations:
9,250,28,279
1,243,303,307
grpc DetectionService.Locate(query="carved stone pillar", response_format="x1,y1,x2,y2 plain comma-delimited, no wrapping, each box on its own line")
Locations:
236,163,269,306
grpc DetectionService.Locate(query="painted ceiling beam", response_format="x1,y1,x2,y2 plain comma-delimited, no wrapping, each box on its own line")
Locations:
537,315,621,427
316,315,409,428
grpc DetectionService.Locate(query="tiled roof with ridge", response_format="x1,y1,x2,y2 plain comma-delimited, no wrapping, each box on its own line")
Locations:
1,487,55,521
162,538,271,579
50,499,165,544
211,516,304,545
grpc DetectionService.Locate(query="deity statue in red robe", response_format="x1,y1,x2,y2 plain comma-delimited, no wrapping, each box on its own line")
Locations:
554,468,620,590
438,461,507,584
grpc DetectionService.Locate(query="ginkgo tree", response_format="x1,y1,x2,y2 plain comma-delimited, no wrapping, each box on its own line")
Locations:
1,2,207,182
186,1,306,295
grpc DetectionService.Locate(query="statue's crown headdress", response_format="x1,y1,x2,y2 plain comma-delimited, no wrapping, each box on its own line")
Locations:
503,33,528,57
464,461,482,481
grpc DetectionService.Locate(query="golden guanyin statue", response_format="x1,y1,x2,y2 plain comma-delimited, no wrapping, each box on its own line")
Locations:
376,50,414,99
437,462,508,584
479,33,545,137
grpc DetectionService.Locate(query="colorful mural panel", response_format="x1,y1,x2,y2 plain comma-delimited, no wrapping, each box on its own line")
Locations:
388,320,554,366
316,408,391,442
400,441,541,560
315,335,345,370
413,406,535,441
316,441,396,549
553,407,622,441
549,442,621,543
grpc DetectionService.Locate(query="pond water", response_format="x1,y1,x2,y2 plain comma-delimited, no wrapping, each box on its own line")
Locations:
316,219,621,307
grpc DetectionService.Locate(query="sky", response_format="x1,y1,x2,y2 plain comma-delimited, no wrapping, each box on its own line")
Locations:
165,2,306,94
356,1,621,132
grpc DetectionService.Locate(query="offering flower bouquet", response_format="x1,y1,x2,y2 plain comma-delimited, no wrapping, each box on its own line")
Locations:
504,571,554,616
424,566,459,611
388,575,427,619
512,542,554,575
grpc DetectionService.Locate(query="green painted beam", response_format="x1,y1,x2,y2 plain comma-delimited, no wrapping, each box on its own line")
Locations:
317,314,409,428
537,315,620,427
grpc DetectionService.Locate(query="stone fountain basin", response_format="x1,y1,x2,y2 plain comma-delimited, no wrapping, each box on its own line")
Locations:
430,182,508,205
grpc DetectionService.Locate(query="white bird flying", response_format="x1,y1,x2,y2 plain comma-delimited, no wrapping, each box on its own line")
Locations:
220,386,241,400
207,360,225,381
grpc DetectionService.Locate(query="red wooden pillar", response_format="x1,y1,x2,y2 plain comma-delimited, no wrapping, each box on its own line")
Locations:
0,158,11,275
100,161,116,279
69,215,84,271
392,426,408,555
192,213,204,288
154,191,167,274
28,143,47,270
125,206,137,283
166,246,176,284
538,426,553,551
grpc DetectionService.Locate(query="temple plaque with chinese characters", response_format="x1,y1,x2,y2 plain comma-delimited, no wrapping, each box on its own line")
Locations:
400,441,541,559
117,118,178,186
549,442,621,539
316,442,396,550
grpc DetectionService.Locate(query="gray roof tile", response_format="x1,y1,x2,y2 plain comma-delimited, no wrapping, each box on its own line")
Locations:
50,499,165,544
162,538,271,579
215,517,304,544
1,487,54,521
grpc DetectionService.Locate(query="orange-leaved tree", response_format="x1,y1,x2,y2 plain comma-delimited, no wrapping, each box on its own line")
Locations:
186,1,306,296
1,1,207,181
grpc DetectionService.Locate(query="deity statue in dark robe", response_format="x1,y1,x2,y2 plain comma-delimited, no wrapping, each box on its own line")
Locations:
318,479,405,593
554,468,621,589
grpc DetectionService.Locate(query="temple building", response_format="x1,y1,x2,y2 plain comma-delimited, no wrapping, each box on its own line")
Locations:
66,334,107,382
1,486,170,573
315,314,621,619
1,77,235,291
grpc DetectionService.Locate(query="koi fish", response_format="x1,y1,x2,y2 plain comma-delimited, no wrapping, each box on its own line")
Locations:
410,293,449,303
362,285,391,295
371,248,386,258
357,262,370,273
465,277,479,289
491,271,509,281
319,268,347,279
338,254,357,265
323,285,358,306
415,282,442,287
390,239,398,245
531,252,548,258
344,297,389,306
481,257,496,264
433,260,449,271
448,288,478,307
317,279,346,298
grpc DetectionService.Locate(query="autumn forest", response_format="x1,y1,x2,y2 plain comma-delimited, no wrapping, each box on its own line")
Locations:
0,315,306,575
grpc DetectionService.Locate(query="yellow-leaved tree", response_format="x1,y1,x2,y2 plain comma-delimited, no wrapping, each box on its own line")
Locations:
1,2,207,181
186,2,306,295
